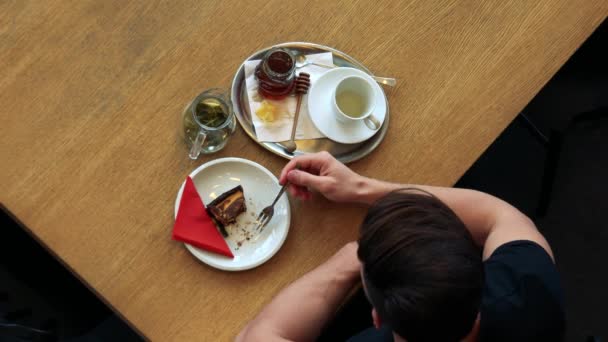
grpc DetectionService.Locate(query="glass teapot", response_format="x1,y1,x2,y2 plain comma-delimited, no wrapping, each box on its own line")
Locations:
181,89,236,159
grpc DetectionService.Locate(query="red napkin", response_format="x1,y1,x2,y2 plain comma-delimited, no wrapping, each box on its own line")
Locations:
172,177,234,258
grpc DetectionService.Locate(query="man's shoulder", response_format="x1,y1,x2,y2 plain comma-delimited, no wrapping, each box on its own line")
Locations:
480,240,565,341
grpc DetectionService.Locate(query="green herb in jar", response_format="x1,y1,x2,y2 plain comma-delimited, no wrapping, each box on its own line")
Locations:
196,99,228,128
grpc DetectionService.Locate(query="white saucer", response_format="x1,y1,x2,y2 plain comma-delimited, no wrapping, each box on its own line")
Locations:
308,67,387,144
174,158,290,271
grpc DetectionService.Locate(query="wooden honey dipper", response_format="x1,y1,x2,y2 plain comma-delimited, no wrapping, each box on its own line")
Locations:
283,72,311,153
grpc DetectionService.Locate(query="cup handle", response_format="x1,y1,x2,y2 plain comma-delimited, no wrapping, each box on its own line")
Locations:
364,115,381,131
188,129,207,160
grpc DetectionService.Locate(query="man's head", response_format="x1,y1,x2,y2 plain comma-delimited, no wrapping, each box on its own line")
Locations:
358,189,483,342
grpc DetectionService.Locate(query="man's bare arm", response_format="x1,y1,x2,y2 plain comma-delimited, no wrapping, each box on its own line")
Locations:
280,152,553,261
356,178,553,260
236,242,360,342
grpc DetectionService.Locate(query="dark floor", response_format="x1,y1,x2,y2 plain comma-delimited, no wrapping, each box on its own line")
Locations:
0,213,142,342
2,21,607,342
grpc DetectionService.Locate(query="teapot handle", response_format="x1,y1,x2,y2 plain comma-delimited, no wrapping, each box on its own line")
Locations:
188,129,207,160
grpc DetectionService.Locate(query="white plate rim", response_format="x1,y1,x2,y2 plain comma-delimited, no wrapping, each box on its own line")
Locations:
174,157,291,271
308,67,387,144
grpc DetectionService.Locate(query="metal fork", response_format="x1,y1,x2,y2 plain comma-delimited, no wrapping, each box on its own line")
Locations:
255,183,288,232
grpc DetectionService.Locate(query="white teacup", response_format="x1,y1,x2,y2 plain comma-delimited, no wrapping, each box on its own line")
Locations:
332,76,376,126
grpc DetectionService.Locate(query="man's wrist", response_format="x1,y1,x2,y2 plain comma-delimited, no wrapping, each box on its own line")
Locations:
355,177,399,205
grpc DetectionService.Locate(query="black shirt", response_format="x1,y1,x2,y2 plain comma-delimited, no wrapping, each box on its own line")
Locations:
348,240,565,342
479,240,565,341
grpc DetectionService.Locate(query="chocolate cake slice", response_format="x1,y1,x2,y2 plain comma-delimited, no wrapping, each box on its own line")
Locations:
207,185,247,234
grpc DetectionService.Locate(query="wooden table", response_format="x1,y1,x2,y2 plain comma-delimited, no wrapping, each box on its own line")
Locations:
1,0,605,340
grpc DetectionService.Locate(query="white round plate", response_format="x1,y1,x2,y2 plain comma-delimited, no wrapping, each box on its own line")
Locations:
174,158,290,271
308,67,387,144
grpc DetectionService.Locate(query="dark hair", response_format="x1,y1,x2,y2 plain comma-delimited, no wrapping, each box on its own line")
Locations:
358,189,483,342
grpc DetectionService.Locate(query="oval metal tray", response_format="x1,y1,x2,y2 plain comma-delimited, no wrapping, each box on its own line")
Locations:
230,42,389,163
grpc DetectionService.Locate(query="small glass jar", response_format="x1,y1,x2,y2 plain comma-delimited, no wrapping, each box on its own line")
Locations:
254,48,296,100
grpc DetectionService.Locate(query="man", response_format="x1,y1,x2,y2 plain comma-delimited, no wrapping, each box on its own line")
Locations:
237,152,565,341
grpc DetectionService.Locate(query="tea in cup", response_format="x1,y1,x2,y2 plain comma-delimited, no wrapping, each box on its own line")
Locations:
333,76,375,123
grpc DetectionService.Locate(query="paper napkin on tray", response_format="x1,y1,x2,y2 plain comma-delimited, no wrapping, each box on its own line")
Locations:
172,177,233,258
244,52,333,142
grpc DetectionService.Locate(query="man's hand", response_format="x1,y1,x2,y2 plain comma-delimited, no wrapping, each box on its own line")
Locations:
279,151,366,203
